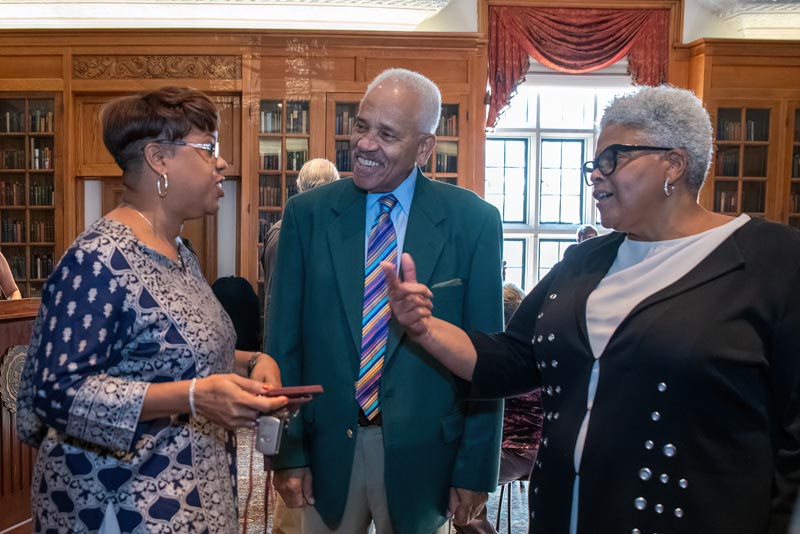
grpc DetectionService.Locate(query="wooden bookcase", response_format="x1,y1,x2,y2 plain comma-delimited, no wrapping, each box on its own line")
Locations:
788,105,800,229
710,104,776,217
0,94,58,298
686,39,800,226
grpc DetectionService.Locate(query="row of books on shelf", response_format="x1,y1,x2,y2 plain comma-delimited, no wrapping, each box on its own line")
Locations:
335,149,352,173
436,114,458,137
791,192,800,214
716,151,739,176
0,148,53,170
1,148,24,169
715,191,738,213
2,219,26,242
335,112,356,135
0,110,53,133
29,219,55,242
261,151,308,171
31,145,53,170
8,252,54,280
258,184,300,206
0,182,54,206
258,215,280,243
717,120,769,142
793,153,800,178
260,111,282,134
435,153,458,173
286,108,308,134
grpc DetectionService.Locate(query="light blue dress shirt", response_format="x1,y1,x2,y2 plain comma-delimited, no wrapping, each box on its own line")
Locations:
364,168,418,270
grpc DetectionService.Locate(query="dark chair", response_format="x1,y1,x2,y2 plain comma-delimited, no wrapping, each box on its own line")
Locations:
495,476,529,534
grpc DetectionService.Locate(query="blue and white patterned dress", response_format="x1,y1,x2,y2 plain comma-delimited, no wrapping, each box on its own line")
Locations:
16,218,239,534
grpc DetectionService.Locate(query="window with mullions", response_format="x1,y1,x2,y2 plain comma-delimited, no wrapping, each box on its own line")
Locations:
487,61,634,291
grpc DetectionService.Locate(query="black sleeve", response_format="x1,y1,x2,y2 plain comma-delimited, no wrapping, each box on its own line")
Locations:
467,261,563,399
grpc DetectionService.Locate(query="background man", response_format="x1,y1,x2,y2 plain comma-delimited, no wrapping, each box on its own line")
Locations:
267,68,504,533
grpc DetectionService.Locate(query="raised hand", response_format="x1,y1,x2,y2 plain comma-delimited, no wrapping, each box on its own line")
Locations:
381,253,434,339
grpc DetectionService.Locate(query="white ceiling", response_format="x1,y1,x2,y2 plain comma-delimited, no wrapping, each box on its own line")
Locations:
692,0,800,38
0,0,455,30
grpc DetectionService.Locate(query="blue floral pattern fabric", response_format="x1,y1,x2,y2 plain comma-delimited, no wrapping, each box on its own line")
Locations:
16,218,239,534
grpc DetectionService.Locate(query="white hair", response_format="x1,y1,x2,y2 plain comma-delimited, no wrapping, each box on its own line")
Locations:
600,85,713,193
297,158,339,193
364,68,442,134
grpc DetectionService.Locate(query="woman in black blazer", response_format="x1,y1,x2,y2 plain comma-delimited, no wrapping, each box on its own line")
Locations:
383,85,800,534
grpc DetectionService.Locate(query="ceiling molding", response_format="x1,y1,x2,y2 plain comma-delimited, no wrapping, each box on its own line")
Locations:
0,0,453,30
693,0,800,39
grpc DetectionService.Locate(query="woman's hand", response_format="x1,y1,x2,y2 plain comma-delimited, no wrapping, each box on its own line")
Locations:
250,352,282,387
193,374,287,430
381,253,434,341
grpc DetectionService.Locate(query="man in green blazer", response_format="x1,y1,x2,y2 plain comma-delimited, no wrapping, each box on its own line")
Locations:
267,68,504,534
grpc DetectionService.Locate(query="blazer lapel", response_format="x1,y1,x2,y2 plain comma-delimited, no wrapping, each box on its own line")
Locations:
629,230,745,317
327,182,367,358
385,174,445,366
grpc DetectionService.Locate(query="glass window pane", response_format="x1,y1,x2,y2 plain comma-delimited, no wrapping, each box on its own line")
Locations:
506,140,527,167
538,239,572,281
539,87,594,129
560,195,582,224
503,238,526,289
539,139,585,225
484,138,528,224
485,167,505,195
540,196,560,222
485,139,506,168
540,168,561,195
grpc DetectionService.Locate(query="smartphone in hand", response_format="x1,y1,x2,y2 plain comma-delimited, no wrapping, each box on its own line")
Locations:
264,385,324,398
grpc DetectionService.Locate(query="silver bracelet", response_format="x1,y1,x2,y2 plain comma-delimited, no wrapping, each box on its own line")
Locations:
188,377,198,419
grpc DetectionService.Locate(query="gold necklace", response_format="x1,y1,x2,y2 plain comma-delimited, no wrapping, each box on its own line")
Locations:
124,204,181,257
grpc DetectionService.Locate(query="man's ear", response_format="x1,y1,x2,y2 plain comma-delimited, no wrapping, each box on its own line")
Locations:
416,134,436,167
142,141,167,176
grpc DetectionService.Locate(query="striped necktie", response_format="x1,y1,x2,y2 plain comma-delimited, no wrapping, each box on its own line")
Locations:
356,194,398,420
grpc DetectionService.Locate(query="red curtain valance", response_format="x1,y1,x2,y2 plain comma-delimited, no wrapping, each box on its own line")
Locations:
487,6,670,128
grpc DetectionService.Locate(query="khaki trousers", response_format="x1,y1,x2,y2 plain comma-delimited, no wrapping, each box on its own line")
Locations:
301,426,450,534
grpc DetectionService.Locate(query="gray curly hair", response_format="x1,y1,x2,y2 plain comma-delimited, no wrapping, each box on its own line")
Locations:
365,68,442,135
599,85,713,193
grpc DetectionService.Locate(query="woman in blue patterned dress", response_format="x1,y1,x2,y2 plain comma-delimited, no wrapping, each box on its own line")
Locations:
16,86,287,533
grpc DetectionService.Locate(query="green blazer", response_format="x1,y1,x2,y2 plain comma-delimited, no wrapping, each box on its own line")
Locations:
266,172,504,533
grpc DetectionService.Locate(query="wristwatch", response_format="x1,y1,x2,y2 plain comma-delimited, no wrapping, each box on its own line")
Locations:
247,351,263,377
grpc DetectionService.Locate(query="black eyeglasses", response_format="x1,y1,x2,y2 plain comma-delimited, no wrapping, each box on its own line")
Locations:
154,139,219,159
581,144,673,186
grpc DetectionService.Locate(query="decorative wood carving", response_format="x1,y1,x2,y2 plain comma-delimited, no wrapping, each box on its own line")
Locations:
73,55,242,79
0,344,27,413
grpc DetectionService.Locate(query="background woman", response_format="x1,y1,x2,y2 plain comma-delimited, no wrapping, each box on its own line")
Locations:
17,86,286,533
384,85,800,534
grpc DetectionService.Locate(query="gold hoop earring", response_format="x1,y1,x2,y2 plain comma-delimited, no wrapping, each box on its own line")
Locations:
663,178,674,198
157,173,169,198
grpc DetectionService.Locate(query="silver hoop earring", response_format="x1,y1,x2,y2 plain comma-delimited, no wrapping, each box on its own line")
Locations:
663,179,674,198
157,173,169,198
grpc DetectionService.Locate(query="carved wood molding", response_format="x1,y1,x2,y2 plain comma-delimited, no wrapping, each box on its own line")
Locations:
73,55,242,79
0,344,28,413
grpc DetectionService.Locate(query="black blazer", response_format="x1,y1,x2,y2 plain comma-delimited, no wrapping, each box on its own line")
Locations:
471,218,800,534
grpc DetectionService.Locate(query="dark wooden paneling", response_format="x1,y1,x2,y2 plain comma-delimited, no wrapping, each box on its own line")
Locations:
0,301,39,534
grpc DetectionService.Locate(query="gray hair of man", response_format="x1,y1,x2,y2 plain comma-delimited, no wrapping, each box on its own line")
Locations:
599,85,713,194
296,158,340,193
364,68,442,135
